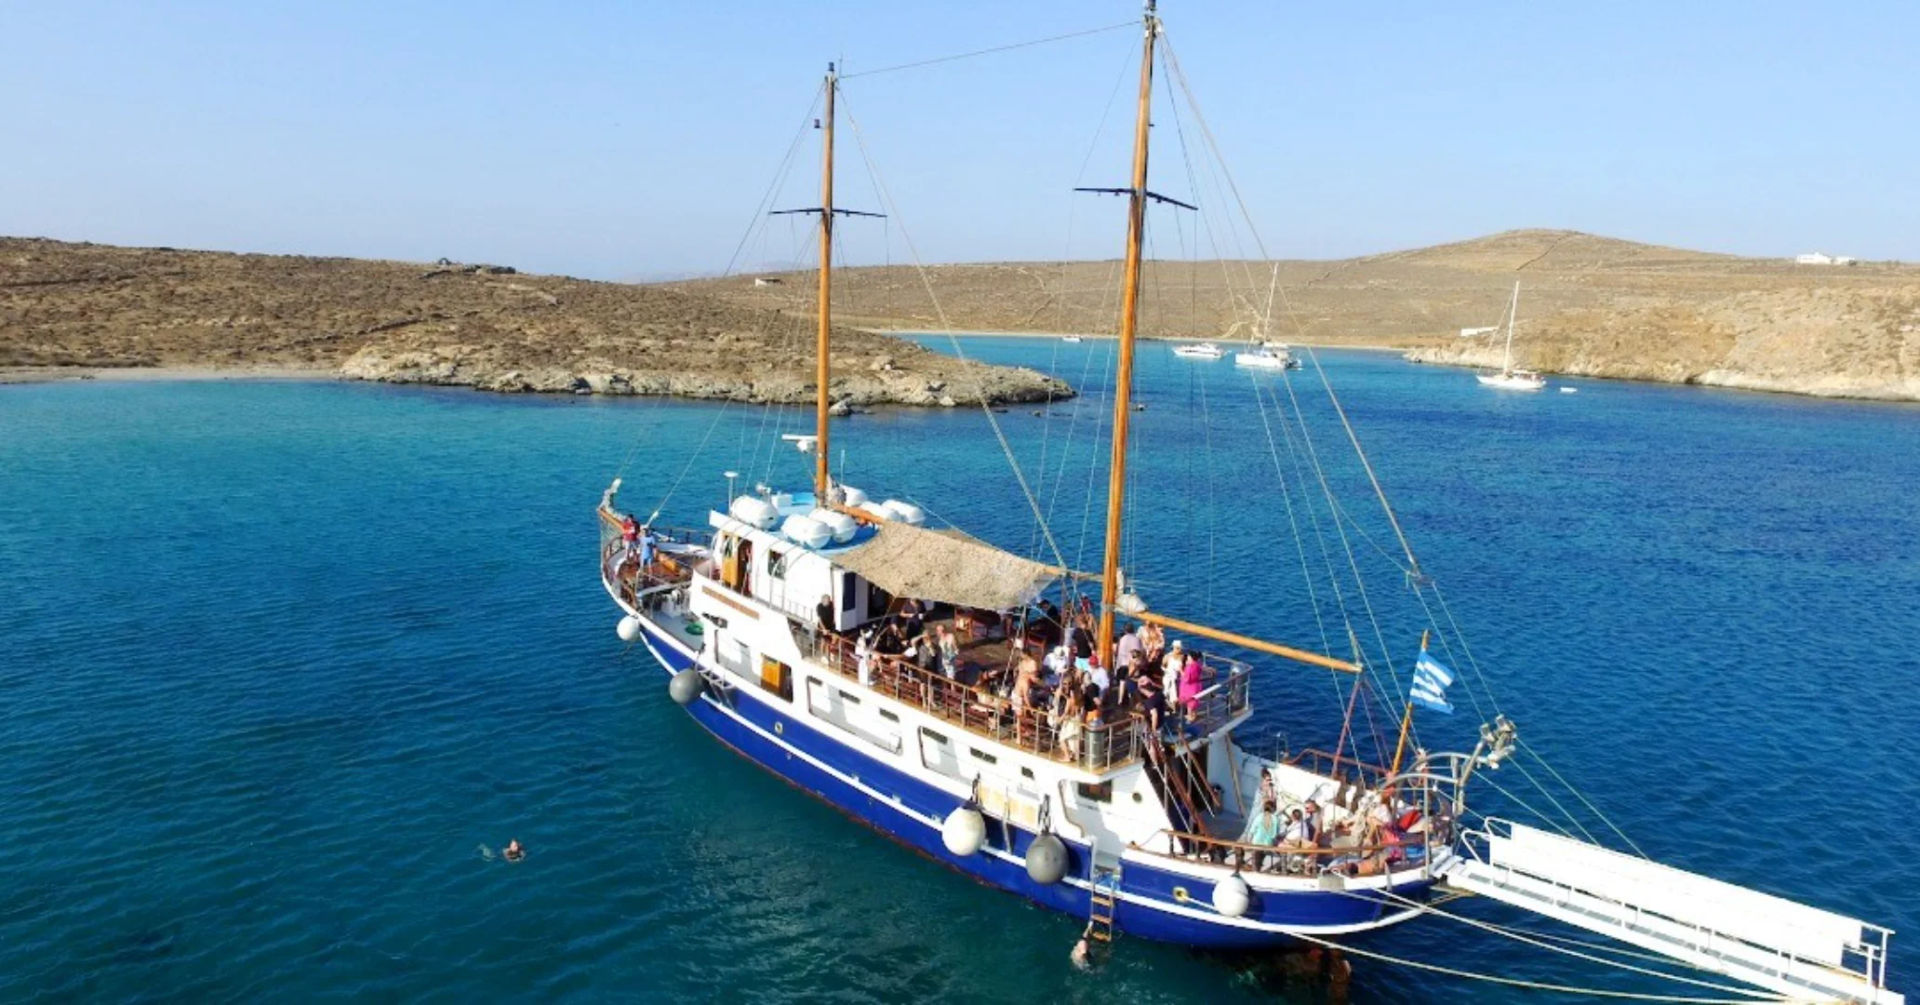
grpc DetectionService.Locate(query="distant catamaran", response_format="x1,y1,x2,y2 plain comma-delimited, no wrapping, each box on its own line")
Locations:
1476,281,1547,391
595,6,1900,1000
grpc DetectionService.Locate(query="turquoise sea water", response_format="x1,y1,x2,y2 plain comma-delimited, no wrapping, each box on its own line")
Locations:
3,341,1917,1002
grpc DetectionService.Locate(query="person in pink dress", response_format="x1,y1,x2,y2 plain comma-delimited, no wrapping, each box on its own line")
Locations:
1178,651,1204,719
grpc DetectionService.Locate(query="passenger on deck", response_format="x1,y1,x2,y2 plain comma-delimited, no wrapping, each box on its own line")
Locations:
1115,625,1142,671
1009,656,1041,715
899,597,925,639
1277,807,1315,852
1178,652,1204,719
1302,800,1325,847
1241,798,1283,868
621,514,639,554
873,621,906,657
814,595,837,642
1141,622,1167,668
855,628,876,686
1042,644,1070,684
638,524,657,570
913,631,941,676
1137,674,1169,734
1056,688,1085,759
1161,640,1185,701
1087,653,1110,694
935,624,960,678
1064,620,1091,662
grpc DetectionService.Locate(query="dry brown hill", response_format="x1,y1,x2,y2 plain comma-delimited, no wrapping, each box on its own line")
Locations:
679,229,1920,401
0,237,1069,405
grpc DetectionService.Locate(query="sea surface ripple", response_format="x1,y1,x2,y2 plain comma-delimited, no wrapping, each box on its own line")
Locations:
2,344,1917,1003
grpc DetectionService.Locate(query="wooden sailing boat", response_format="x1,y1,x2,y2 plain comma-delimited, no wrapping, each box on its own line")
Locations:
593,7,1902,1000
1475,281,1546,390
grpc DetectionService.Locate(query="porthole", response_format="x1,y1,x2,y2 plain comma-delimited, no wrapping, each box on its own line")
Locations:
1132,792,1144,803
1172,886,1191,904
774,721,784,735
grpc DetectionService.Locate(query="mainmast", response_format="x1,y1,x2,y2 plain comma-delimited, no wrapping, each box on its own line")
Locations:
1095,5,1160,666
1502,280,1520,375
814,65,837,499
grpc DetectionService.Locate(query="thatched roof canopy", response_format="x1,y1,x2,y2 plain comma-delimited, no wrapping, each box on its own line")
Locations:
833,522,1063,612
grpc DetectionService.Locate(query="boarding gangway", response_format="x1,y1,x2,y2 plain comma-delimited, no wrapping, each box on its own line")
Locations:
1440,818,1901,1004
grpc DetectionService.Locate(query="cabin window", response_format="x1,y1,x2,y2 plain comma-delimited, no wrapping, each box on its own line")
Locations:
878,709,899,722
768,549,788,580
840,573,857,612
1020,767,1035,780
969,748,998,765
920,727,949,745
1076,781,1113,803
713,631,750,675
759,657,793,702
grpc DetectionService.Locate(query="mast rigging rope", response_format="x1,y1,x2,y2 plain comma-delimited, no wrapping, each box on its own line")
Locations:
839,21,1136,80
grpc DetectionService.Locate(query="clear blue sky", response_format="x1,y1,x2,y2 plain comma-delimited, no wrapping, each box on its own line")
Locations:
3,1,1914,279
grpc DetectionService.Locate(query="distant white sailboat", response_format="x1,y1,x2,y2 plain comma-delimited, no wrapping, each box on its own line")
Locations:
1172,341,1223,359
1476,282,1546,391
1234,263,1301,371
1061,335,1084,343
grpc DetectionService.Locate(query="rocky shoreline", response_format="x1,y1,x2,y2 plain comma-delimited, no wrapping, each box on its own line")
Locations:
0,238,1072,407
1405,285,1920,402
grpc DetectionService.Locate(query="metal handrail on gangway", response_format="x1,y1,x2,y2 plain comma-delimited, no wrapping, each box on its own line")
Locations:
1441,818,1901,1004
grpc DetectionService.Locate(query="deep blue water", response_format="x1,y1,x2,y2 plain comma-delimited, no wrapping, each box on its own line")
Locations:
3,342,1917,1003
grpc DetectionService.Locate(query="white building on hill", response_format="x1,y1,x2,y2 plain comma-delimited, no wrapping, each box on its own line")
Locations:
1795,252,1857,266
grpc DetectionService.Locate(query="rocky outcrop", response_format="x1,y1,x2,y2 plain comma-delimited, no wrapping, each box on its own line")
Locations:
1405,286,1920,400
0,237,1072,406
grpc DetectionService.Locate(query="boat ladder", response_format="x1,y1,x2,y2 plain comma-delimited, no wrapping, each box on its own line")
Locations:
1147,737,1213,838
1083,848,1125,965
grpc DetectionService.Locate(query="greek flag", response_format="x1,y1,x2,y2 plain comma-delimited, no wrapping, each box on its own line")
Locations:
1410,650,1455,715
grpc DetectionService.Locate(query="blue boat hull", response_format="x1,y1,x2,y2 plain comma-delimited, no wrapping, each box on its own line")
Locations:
635,619,1435,949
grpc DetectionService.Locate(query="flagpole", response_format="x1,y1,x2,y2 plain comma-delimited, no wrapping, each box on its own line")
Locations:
1389,630,1429,777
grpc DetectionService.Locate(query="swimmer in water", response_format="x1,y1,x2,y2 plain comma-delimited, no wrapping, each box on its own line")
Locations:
503,839,525,862
1069,923,1096,970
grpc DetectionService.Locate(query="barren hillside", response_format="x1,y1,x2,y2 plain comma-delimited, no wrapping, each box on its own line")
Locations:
0,238,1070,406
679,230,1920,401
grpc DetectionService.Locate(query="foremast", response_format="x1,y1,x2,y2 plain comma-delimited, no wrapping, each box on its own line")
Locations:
1095,4,1159,665
814,65,837,498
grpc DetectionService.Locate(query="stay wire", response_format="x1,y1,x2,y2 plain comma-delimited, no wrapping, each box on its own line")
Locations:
720,85,826,279
839,20,1136,80
837,92,1069,571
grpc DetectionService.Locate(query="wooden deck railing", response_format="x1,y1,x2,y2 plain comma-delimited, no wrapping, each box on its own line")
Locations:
1133,826,1437,877
599,519,708,605
807,632,1150,773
